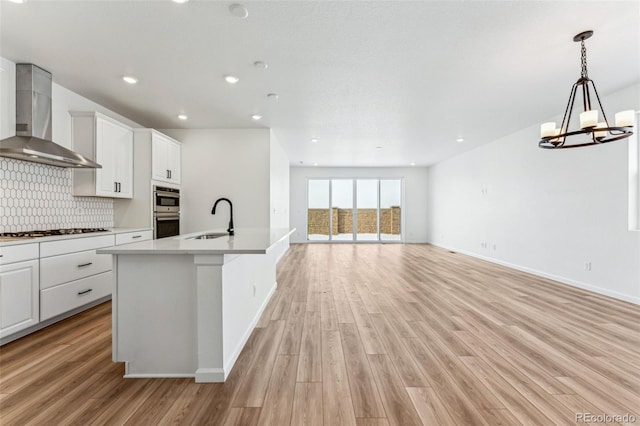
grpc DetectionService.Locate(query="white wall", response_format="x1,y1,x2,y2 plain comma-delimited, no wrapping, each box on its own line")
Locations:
427,83,640,303
269,130,290,228
290,167,429,243
162,129,271,234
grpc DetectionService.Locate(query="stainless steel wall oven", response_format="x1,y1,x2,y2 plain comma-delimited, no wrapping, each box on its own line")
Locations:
153,186,180,239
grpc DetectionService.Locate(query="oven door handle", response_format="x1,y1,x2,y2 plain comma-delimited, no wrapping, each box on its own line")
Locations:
156,216,180,221
155,191,180,198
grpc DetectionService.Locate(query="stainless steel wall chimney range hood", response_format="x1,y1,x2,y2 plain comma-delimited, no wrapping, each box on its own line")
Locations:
0,64,101,168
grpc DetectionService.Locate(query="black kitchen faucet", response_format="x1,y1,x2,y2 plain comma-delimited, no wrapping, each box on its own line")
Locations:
211,198,234,235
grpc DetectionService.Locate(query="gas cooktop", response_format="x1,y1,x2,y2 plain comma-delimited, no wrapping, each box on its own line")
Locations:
0,228,110,240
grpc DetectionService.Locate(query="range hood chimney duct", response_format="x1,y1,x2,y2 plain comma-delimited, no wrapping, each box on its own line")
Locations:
0,64,101,168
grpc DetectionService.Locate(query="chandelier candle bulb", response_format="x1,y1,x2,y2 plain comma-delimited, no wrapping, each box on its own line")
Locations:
594,122,607,139
615,110,635,127
580,110,598,129
541,122,557,138
550,128,561,143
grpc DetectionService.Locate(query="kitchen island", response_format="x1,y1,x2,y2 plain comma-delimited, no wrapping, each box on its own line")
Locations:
98,227,294,382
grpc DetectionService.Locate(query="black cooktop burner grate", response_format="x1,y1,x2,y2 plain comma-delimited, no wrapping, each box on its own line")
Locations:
0,228,110,238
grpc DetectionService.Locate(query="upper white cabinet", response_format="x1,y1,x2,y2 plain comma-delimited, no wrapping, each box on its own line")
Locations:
70,111,134,198
151,132,181,185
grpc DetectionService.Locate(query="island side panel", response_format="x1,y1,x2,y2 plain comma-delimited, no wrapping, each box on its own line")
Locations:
221,251,278,374
114,254,197,377
193,254,226,382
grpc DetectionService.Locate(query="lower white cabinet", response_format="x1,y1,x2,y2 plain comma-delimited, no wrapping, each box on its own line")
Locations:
40,272,112,321
39,235,115,322
0,230,153,343
0,244,40,339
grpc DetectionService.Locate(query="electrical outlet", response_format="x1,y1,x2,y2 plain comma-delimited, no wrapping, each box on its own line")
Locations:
584,261,592,271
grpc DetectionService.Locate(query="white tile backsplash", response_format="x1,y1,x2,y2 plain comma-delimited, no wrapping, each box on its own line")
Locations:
0,157,113,233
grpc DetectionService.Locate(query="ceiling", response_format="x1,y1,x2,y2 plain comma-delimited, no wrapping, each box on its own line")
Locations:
1,1,638,167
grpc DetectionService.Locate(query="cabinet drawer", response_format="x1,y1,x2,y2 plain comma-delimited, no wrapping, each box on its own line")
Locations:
115,230,153,245
40,249,112,290
40,271,112,321
40,235,115,258
0,243,39,265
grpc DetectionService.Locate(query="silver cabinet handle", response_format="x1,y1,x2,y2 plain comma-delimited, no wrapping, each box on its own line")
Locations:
132,235,142,239
114,181,118,192
78,289,93,295
77,262,93,267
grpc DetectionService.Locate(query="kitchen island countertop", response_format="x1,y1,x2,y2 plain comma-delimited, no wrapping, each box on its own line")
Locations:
97,227,294,255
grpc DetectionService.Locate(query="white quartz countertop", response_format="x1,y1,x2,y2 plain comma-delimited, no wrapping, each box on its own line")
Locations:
0,228,152,247
97,228,295,255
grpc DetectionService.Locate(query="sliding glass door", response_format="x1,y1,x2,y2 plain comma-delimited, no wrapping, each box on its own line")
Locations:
307,178,403,242
331,179,354,241
356,179,378,241
380,179,402,241
307,179,330,241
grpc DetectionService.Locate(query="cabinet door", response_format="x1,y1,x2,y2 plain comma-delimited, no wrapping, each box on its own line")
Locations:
96,116,133,198
114,126,133,198
151,135,169,182
166,139,181,184
95,117,118,196
0,260,39,338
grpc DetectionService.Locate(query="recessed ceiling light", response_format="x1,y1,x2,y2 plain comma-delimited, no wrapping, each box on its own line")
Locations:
267,93,279,100
172,0,189,3
251,114,262,120
456,138,464,143
310,138,319,143
254,61,268,69
229,3,249,18
178,114,188,120
8,0,25,3
410,162,416,166
224,75,239,84
313,162,318,166
122,76,138,84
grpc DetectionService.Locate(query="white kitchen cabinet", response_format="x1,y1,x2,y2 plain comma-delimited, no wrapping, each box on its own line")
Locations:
39,235,115,321
0,244,39,339
114,129,181,230
151,132,181,185
115,230,153,245
71,111,133,198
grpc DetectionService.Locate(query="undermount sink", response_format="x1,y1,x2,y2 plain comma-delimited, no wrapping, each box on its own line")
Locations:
189,232,228,240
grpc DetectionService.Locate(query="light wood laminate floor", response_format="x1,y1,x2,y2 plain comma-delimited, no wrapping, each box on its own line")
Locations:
1,244,639,425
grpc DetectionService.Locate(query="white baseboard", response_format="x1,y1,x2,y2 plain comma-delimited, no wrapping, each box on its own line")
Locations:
222,280,278,376
430,243,640,305
124,373,196,379
195,368,225,383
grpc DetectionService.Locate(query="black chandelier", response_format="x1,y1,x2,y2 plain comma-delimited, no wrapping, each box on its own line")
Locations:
539,30,634,149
